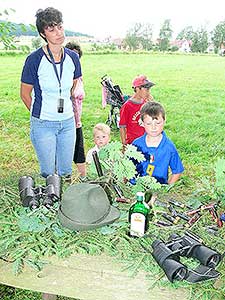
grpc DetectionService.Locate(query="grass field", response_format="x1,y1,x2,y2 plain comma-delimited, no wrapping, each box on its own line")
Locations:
0,52,224,299
0,52,225,180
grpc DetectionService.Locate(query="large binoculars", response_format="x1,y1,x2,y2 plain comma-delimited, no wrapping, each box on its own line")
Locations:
152,231,222,282
19,174,61,209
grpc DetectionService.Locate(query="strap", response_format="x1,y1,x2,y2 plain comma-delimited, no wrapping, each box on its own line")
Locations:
186,265,220,283
47,45,64,96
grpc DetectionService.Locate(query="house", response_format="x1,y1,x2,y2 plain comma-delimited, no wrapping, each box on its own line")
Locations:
169,39,192,52
178,40,192,53
206,43,214,53
219,42,225,56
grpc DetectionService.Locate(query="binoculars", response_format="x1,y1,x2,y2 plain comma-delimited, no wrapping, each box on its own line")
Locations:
19,174,61,209
152,231,222,282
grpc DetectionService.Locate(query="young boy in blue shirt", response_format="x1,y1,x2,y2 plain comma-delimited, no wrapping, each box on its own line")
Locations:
132,101,184,184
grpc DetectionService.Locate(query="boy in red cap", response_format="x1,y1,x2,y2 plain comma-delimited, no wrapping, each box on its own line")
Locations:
119,75,155,147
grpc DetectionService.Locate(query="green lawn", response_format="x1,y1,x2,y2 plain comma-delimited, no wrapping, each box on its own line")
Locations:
0,52,224,299
1,52,224,180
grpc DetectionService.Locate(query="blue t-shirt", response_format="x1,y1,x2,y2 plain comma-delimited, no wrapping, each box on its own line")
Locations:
21,47,82,121
132,131,184,184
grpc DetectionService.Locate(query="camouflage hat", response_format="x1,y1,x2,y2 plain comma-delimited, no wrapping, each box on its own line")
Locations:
58,183,120,231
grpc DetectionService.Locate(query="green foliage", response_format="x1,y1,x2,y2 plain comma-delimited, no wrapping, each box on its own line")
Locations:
17,208,54,233
211,20,225,52
176,26,194,40
98,141,145,181
31,37,43,50
124,22,153,51
91,42,118,52
87,141,161,200
129,176,161,196
0,10,16,49
0,53,225,299
191,27,209,53
169,45,179,52
0,19,88,38
17,44,31,53
186,158,225,206
0,10,36,51
159,19,173,51
123,32,139,50
12,258,24,276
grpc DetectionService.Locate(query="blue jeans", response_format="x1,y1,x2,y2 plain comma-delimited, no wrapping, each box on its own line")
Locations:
30,116,76,177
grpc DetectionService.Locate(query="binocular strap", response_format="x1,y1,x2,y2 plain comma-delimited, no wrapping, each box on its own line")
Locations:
186,265,220,283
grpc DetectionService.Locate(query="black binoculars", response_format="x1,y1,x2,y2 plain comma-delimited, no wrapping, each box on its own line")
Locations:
152,231,222,282
18,174,61,209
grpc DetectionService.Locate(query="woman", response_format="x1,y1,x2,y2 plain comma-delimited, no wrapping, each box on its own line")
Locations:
20,7,82,178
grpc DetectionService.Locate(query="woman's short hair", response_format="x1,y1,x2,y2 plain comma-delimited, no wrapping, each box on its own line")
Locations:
36,7,63,35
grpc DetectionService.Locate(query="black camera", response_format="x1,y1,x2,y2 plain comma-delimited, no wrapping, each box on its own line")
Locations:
57,98,64,113
19,174,61,209
152,231,222,283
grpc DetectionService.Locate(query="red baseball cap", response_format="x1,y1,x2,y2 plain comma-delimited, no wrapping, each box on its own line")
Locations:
132,75,155,89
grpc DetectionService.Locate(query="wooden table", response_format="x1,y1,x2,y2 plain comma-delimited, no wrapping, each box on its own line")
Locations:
0,253,188,299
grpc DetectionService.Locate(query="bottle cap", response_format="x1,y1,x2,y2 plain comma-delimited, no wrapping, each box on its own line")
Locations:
136,192,144,201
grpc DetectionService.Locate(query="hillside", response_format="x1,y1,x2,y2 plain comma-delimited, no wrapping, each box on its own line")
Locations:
0,20,93,38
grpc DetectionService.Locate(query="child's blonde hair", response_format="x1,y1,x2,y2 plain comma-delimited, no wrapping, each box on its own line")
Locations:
93,123,111,136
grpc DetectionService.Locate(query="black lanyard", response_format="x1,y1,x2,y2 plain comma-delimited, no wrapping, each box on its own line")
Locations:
47,45,64,96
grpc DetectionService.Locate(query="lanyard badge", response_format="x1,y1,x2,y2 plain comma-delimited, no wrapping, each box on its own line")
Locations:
47,45,64,113
147,154,155,176
147,164,155,176
57,98,64,113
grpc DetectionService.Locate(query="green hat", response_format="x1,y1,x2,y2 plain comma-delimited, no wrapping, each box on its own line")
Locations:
58,183,120,231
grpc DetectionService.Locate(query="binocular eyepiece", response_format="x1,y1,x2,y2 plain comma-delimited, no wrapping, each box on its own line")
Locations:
152,239,188,282
152,231,222,282
19,174,61,209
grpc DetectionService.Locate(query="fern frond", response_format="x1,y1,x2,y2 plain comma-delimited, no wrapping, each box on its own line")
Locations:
125,144,145,162
13,258,24,275
113,160,137,181
131,176,161,194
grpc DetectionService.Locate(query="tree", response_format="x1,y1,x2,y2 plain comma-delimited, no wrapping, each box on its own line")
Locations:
124,23,143,50
123,22,153,51
32,37,43,50
191,27,208,53
0,9,16,49
211,20,225,53
176,26,194,41
158,19,173,51
140,23,153,50
0,9,35,50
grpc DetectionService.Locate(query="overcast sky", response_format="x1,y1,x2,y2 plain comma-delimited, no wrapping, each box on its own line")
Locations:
1,0,225,38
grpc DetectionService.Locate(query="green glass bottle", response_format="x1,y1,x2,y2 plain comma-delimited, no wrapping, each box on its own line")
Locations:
128,192,150,237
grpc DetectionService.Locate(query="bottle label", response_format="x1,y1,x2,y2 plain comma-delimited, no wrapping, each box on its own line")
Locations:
130,213,145,237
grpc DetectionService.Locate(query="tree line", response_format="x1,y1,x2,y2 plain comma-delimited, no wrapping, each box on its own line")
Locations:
122,19,225,54
1,9,225,54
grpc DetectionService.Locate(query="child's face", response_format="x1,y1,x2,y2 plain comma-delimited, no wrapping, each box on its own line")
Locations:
137,86,153,101
94,130,110,148
143,114,165,137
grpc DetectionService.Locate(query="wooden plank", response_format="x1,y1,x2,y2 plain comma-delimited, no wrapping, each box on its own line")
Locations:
0,254,188,300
